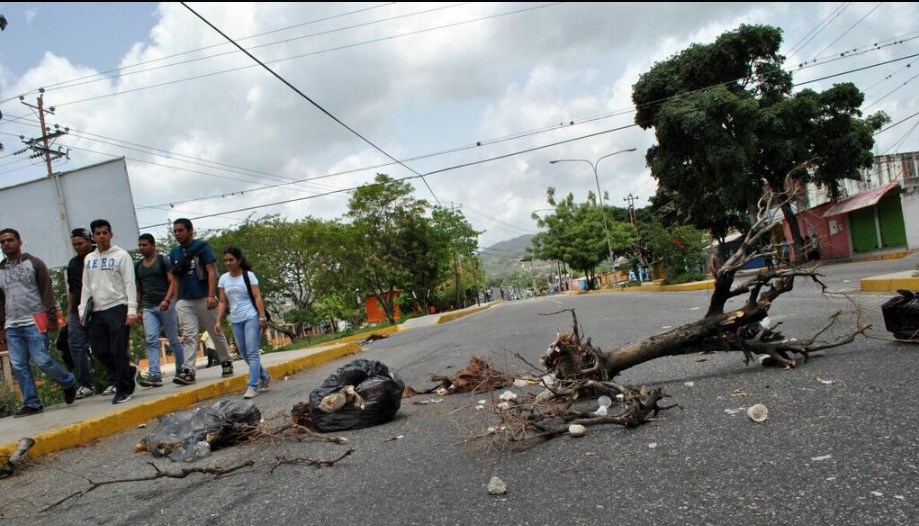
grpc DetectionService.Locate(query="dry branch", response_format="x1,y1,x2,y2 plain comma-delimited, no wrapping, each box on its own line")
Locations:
43,460,255,511
270,448,355,474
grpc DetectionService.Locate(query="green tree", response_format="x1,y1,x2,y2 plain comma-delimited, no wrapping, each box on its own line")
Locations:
342,174,429,324
633,24,887,266
531,188,636,289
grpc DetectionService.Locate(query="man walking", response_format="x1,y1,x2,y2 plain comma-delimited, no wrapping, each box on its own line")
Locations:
170,218,233,385
66,228,98,399
0,228,77,417
81,219,139,404
135,233,185,387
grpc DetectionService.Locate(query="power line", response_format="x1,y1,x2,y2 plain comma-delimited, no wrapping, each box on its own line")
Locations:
53,3,562,109
812,2,884,60
786,2,850,60
882,118,919,154
5,3,397,103
30,3,470,98
875,110,919,135
794,51,919,86
864,69,919,110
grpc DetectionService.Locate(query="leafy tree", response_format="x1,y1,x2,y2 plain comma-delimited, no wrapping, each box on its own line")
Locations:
642,221,707,282
430,207,481,310
531,188,636,289
342,174,429,324
633,24,887,264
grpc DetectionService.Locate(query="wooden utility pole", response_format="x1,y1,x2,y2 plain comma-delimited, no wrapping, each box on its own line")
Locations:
13,88,71,250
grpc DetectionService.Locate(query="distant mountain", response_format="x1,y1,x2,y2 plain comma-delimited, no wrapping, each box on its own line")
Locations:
479,234,557,280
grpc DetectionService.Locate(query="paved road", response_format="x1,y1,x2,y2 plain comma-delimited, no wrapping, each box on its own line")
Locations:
1,261,917,525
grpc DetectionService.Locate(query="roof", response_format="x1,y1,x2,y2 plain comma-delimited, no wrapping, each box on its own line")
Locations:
822,180,900,218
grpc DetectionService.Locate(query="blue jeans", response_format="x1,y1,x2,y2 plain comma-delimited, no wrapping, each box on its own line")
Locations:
231,316,268,389
67,311,93,388
6,324,75,409
142,301,185,376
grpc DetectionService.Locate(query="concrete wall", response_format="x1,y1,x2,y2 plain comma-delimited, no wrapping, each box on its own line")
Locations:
901,186,919,249
782,201,851,260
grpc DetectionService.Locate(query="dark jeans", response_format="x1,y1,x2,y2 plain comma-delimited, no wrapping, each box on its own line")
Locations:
67,312,94,388
88,304,135,395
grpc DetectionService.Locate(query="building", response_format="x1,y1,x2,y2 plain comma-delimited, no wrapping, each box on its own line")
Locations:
786,151,918,260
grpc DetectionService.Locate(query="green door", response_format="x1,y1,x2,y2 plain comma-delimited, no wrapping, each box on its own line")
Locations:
877,193,907,247
849,208,878,252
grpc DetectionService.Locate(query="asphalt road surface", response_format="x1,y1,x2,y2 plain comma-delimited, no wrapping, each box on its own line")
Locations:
1,259,917,525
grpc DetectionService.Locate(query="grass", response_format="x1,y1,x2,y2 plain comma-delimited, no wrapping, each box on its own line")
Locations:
265,319,403,354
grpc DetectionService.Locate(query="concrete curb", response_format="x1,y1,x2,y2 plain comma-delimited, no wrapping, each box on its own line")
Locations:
860,274,919,293
322,325,401,345
0,342,362,460
564,280,716,295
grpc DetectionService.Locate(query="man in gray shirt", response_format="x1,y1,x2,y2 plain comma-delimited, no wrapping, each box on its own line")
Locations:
0,228,77,417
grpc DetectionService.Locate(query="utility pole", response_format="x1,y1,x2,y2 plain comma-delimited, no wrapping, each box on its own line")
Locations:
13,88,71,252
623,193,638,226
449,201,463,309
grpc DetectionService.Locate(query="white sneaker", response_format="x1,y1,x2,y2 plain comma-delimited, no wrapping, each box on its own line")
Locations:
102,385,116,396
243,387,259,399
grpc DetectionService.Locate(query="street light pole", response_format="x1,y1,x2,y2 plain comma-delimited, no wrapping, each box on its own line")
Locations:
550,148,637,287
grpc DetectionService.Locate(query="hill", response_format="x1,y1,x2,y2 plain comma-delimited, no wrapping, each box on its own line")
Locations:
479,234,557,281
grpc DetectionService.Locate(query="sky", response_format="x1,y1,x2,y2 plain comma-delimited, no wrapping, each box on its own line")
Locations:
1,2,917,250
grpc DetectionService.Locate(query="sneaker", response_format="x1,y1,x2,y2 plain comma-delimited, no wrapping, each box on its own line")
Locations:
173,369,196,385
112,392,133,404
13,405,43,418
137,371,164,388
75,386,95,399
243,387,259,399
64,383,77,405
221,361,234,377
258,373,271,392
102,385,116,396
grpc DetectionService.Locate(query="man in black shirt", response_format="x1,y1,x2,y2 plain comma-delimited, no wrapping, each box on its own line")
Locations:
66,228,97,399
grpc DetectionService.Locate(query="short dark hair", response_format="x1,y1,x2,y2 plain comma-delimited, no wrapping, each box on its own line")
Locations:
138,233,156,245
71,227,92,241
173,218,193,230
90,219,112,233
0,228,20,241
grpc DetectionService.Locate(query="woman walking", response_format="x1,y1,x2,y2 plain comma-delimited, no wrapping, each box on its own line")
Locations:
215,247,270,399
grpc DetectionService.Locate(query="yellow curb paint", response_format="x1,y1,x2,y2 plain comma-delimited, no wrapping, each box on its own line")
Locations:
0,342,362,461
860,276,919,293
437,305,491,324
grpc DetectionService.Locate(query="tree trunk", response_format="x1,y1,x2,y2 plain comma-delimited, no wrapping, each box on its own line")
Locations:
781,201,806,265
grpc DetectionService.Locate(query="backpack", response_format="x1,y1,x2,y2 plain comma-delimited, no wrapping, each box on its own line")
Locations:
242,271,271,322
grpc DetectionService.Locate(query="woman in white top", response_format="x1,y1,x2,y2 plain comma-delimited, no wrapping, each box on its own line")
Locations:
215,247,270,399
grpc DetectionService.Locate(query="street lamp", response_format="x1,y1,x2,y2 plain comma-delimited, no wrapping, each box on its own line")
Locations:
549,148,637,284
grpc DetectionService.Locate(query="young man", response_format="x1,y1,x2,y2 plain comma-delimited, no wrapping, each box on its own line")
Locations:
80,219,139,404
66,228,99,399
135,233,185,387
0,228,77,417
170,218,234,385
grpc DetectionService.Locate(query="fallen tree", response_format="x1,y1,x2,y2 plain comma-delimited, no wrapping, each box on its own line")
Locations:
471,181,870,449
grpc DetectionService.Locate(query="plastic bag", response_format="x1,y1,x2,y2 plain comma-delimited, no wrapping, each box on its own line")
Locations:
142,399,261,462
881,290,919,340
309,359,404,432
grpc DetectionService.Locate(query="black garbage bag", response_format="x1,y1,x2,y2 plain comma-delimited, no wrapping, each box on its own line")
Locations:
309,359,404,432
882,290,919,340
142,399,261,462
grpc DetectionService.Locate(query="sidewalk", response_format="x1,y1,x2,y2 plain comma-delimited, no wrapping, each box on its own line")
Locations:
0,301,501,461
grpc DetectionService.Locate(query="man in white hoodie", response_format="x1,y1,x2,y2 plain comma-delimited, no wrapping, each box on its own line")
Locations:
81,219,140,404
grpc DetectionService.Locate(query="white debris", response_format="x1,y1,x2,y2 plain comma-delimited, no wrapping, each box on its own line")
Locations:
811,455,832,462
535,389,555,403
817,378,837,385
487,476,507,495
475,405,485,411
478,400,487,405
513,379,531,388
568,424,586,437
435,387,449,396
661,325,673,329
590,406,608,417
895,495,905,500
871,491,883,497
597,396,612,408
747,404,768,422
684,381,694,387
496,401,512,410
499,390,518,401
724,407,746,415
648,442,658,449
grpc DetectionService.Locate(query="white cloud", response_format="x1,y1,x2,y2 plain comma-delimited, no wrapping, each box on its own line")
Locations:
0,2,916,247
